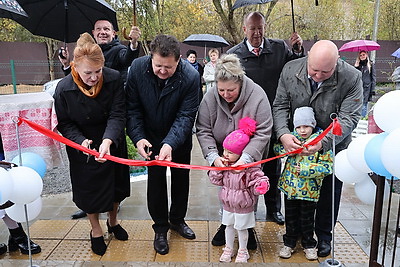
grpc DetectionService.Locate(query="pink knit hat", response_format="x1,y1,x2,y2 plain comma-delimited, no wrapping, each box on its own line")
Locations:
223,117,257,155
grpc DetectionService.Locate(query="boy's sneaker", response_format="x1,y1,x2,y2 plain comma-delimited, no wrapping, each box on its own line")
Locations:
304,247,318,260
235,248,250,263
212,224,226,246
279,245,294,259
219,246,234,262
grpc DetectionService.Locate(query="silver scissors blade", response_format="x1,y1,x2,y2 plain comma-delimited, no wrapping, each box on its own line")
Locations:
86,144,91,163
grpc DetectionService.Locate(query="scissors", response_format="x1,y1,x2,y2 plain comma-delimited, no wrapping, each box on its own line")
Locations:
86,143,92,163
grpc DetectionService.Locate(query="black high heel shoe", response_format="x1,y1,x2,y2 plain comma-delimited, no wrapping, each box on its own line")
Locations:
8,224,41,255
90,231,107,256
106,220,128,240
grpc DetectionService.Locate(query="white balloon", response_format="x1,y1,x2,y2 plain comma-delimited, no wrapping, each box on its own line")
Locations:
347,134,376,173
373,90,400,132
0,168,13,205
354,177,390,205
354,178,376,205
5,197,42,222
381,128,400,178
8,166,43,205
335,150,369,184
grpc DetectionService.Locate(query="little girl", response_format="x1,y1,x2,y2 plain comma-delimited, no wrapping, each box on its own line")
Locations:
208,117,269,263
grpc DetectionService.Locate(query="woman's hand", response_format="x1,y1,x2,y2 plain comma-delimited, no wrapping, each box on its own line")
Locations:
81,139,93,156
96,138,112,163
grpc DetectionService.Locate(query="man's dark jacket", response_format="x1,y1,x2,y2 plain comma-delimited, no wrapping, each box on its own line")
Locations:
63,38,139,84
125,56,199,153
227,38,302,106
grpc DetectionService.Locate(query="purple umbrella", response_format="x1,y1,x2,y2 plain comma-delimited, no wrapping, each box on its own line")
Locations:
391,48,400,59
338,40,380,52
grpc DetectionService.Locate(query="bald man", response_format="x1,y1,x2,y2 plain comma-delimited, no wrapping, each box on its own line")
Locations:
273,40,363,257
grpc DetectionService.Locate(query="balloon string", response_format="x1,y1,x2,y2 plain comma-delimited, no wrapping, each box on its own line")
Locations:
18,117,335,171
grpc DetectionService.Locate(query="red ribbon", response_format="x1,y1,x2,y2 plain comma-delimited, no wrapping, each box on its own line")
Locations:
18,117,339,171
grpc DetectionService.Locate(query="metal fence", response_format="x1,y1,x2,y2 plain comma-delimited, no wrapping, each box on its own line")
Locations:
1,57,399,89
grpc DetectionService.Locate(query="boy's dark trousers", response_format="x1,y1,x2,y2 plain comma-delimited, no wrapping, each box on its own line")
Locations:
283,196,318,249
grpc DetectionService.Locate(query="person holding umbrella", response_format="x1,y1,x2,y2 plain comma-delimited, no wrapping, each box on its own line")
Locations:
59,19,141,85
216,11,303,250
354,50,376,117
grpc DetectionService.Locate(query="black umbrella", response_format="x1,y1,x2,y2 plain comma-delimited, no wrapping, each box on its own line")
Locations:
183,34,230,48
183,34,230,58
16,0,118,43
232,0,319,33
0,0,28,19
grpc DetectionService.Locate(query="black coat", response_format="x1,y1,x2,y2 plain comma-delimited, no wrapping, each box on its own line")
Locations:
227,38,303,106
99,38,139,84
63,38,139,84
54,67,130,213
125,56,199,154
355,61,376,103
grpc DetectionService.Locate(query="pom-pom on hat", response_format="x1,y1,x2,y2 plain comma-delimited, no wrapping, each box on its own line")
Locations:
223,117,257,155
293,106,316,129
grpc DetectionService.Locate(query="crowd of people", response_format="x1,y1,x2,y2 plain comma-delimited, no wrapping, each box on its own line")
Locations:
0,11,365,262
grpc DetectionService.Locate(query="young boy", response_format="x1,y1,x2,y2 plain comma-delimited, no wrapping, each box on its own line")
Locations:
274,107,333,260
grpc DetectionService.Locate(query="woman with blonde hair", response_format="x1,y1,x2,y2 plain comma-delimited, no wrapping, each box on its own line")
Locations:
354,50,376,117
54,33,130,256
196,53,272,252
203,48,220,92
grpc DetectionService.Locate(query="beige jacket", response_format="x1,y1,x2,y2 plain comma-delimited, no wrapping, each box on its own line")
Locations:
196,75,272,164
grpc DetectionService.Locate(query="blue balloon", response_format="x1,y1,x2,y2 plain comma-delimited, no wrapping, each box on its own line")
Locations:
364,133,392,177
12,152,47,178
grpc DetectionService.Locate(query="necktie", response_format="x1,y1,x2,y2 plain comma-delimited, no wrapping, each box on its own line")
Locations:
309,78,318,94
252,47,260,56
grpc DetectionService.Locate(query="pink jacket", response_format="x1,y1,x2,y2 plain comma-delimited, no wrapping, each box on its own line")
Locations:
209,166,269,214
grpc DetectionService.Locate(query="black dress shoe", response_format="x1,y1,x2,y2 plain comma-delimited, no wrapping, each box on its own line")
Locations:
170,222,196,239
90,231,107,256
8,224,41,255
268,212,285,225
71,209,87,219
317,240,331,257
0,243,7,255
106,220,128,240
211,224,226,246
247,228,257,250
154,233,169,255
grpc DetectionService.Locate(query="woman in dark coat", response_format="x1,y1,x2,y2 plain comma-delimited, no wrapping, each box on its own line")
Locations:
354,50,376,117
54,33,130,256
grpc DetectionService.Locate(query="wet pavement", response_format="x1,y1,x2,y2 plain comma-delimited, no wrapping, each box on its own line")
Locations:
0,137,399,266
